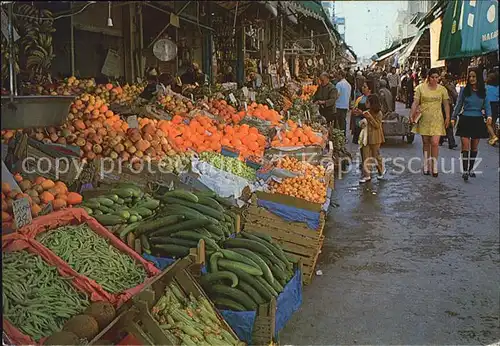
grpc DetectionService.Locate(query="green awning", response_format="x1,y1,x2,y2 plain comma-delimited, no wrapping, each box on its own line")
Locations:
439,0,499,60
288,1,327,21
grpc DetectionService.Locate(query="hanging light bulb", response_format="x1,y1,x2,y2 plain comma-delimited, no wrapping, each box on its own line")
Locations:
107,1,113,27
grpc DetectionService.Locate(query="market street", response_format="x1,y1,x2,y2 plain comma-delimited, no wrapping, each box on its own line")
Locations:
281,104,500,345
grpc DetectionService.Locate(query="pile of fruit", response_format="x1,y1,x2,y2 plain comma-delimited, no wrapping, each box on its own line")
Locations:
158,152,193,175
199,152,257,181
37,222,148,294
79,183,161,226
150,281,242,345
269,176,327,204
2,175,82,224
275,157,326,177
271,122,323,148
245,103,282,125
200,232,296,311
119,189,238,259
157,93,196,117
207,99,238,123
300,85,317,100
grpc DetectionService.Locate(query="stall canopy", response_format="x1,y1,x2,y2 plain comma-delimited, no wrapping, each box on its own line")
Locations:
376,43,408,62
439,0,499,60
398,29,426,66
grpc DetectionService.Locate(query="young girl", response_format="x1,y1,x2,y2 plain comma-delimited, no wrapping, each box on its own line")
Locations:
359,94,386,183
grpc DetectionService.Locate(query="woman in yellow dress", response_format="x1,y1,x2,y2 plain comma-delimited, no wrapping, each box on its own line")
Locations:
410,68,451,177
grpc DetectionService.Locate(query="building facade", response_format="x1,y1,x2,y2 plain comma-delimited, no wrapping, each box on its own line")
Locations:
392,0,438,42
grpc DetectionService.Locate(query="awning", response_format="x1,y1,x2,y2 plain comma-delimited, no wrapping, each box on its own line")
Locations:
376,43,408,62
398,29,426,66
287,1,327,21
439,0,498,60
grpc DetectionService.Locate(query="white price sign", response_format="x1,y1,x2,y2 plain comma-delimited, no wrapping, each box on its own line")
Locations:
12,198,32,229
127,116,139,129
244,102,248,112
228,93,237,105
266,98,274,109
242,87,249,98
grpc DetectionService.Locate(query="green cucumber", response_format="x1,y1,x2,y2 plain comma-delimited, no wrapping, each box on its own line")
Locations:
162,197,225,221
212,297,246,312
286,254,299,264
196,196,224,212
223,238,274,258
80,206,93,215
162,205,209,221
229,248,274,284
152,244,190,258
163,190,199,203
104,194,119,202
150,219,214,237
217,259,263,276
210,284,257,310
119,223,140,238
135,215,185,236
255,275,278,297
170,231,219,250
269,272,284,293
148,237,198,248
98,204,114,213
94,197,114,207
93,214,125,226
237,281,265,304
205,224,225,237
140,234,151,251
220,267,273,301
247,231,273,243
115,197,125,205
135,198,160,210
200,271,238,288
194,190,217,198
214,195,234,208
131,206,153,217
241,232,292,269
93,209,103,215
210,252,223,273
112,210,131,220
81,200,100,209
219,249,260,269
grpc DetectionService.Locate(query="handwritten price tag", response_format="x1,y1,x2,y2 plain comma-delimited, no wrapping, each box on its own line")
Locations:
244,102,248,112
127,116,138,129
228,93,237,105
242,87,249,98
12,198,32,229
266,98,274,109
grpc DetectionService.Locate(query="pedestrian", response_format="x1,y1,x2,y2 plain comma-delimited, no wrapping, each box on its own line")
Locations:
312,72,338,126
451,67,492,181
410,68,451,177
335,70,352,138
351,80,374,144
358,94,386,183
485,71,499,146
406,69,415,108
378,79,394,114
387,67,400,110
439,73,458,149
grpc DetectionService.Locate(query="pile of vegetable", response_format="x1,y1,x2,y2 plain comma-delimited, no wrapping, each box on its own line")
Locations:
200,232,296,311
199,152,257,181
150,281,243,346
2,251,90,341
2,175,82,224
329,127,351,160
80,183,160,226
131,190,238,259
269,176,327,204
37,223,148,294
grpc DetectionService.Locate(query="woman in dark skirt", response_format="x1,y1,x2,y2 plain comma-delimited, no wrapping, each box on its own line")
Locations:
451,67,492,181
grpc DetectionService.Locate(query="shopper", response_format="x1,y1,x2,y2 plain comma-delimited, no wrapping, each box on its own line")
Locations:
410,68,451,177
378,79,394,114
387,67,400,110
358,94,385,183
485,71,499,146
351,80,374,144
312,72,338,126
334,70,352,137
439,73,458,149
405,69,415,109
451,67,492,181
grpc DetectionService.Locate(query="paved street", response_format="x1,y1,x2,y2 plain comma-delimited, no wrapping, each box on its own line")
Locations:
281,103,500,345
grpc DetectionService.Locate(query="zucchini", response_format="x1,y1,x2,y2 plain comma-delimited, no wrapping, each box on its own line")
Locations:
162,205,209,221
152,244,190,258
149,219,214,237
212,297,246,312
93,214,125,226
149,237,198,248
219,249,260,269
111,187,136,198
209,252,223,273
217,259,263,276
210,284,257,310
162,197,225,221
135,215,185,236
119,223,140,238
237,281,265,304
205,224,225,237
98,204,114,214
80,206,93,215
169,231,219,250
223,238,274,258
93,209,103,215
200,271,238,288
162,190,199,203
247,231,273,243
104,194,120,202
196,196,224,212
218,267,273,301
229,248,274,284
112,210,131,220
94,197,114,207
269,271,284,293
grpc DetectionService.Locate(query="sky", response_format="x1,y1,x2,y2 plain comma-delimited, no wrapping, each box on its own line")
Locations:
334,0,406,59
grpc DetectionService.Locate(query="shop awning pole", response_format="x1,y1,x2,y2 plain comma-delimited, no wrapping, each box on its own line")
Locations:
279,15,284,77
7,2,16,99
70,2,75,76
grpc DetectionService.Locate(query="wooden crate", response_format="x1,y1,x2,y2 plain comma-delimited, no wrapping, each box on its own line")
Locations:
252,298,277,346
243,205,325,285
129,257,239,345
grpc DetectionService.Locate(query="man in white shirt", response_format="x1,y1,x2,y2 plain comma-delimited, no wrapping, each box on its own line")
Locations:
387,67,400,110
334,70,352,137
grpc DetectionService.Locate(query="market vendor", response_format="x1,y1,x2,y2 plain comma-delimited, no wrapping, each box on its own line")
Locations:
312,72,338,126
138,68,159,101
181,62,205,86
246,71,263,89
220,66,236,83
158,73,182,94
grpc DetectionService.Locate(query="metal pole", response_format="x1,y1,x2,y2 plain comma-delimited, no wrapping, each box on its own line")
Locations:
70,2,75,76
138,4,144,78
7,2,17,99
279,14,284,79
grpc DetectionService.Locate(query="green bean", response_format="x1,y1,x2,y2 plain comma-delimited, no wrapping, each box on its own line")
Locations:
37,223,147,294
2,251,90,341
